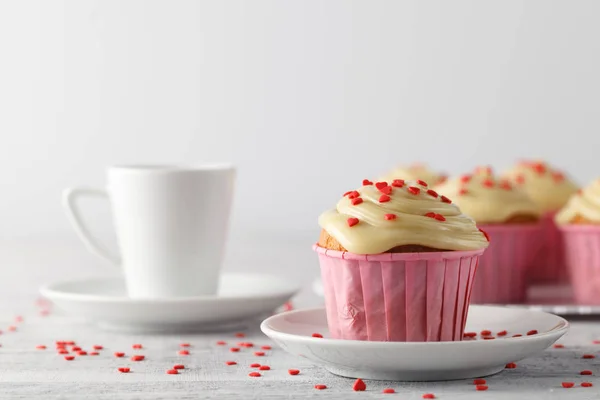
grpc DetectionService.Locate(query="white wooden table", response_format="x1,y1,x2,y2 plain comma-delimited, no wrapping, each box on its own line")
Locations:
0,235,598,399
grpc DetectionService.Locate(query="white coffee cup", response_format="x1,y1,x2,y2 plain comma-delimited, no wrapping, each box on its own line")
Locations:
63,164,236,298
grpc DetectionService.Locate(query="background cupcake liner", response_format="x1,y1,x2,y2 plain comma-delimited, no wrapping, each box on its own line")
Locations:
470,224,542,304
314,245,484,342
527,212,569,283
560,225,600,305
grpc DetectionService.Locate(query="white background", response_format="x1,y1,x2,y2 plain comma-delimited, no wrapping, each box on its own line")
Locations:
0,1,598,289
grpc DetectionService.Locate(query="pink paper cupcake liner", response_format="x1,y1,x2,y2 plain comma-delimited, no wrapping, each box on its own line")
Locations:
560,225,600,304
470,224,542,304
528,212,569,283
314,245,484,342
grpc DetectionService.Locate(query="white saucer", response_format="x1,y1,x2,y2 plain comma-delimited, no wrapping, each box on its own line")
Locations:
261,305,568,381
41,273,299,333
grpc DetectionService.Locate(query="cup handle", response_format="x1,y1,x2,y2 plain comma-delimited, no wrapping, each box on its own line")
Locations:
62,187,121,267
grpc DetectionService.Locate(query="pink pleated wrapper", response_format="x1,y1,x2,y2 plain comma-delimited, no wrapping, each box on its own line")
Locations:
527,212,569,283
314,245,485,342
560,225,600,304
470,224,542,304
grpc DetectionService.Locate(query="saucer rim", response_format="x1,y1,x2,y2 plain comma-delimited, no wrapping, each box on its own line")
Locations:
41,272,300,304
260,305,569,347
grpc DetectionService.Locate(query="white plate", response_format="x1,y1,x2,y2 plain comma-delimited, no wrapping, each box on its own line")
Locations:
41,273,299,333
261,306,568,381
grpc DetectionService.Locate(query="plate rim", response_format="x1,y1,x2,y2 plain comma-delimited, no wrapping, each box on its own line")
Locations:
40,272,300,304
261,305,569,347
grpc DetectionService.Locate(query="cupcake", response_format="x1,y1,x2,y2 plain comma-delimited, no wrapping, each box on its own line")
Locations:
502,160,578,283
434,167,541,304
315,178,489,342
555,180,600,304
380,164,447,186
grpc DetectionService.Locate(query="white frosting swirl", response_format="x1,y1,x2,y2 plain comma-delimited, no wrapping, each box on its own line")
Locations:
434,167,540,224
555,180,600,224
502,160,578,213
318,179,489,254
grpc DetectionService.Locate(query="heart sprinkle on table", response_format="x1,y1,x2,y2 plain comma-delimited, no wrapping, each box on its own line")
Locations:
93,345,103,350
580,370,593,375
582,382,593,387
496,330,507,336
505,363,517,369
422,394,435,399
352,378,366,391
35,345,46,350
311,333,323,338
114,352,125,358
118,367,130,373
166,369,178,375
475,385,488,391
562,382,575,388
248,372,261,377
132,344,143,349
582,354,595,359
473,379,486,385
382,388,395,394
77,351,87,356
64,356,74,361
89,352,99,356
261,345,271,350
131,355,145,361
173,364,185,370
259,365,270,371
254,351,265,357
553,344,564,348
229,348,240,352
250,363,261,368
234,333,246,338
480,330,491,336
180,343,191,347
463,332,477,338
288,369,300,375
527,330,538,335
178,350,189,356
314,385,327,390
225,361,237,366
216,341,226,345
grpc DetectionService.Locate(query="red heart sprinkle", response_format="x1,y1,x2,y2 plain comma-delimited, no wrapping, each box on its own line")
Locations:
475,385,488,391
384,214,396,221
351,197,363,206
362,179,373,186
174,364,185,370
7,326,16,332
64,356,75,361
312,333,323,338
131,355,145,361
132,344,142,349
89,352,99,356
352,378,366,391
167,369,178,375
225,361,237,366
259,365,270,371
480,330,492,336
580,370,593,375
347,218,359,227
463,332,477,338
348,191,360,199
391,179,405,188
288,369,300,375
235,332,246,338
77,351,87,356
496,330,507,336
343,191,353,197
505,363,517,369
178,350,190,355
512,334,522,337
382,388,395,394
254,351,265,356
473,379,486,385
427,189,438,198
582,354,595,359
458,189,469,196
482,178,494,188
250,363,261,368
417,179,428,187
483,337,495,340
460,175,472,183
425,212,436,218
375,182,388,189
248,372,261,377
216,341,227,345
532,163,546,174
230,348,240,352
93,345,103,350
552,171,565,182
434,214,446,222
422,394,435,399
36,345,46,350
239,342,254,347
261,345,271,350
114,352,125,358
582,382,593,388
180,343,191,348
379,194,391,203
500,180,512,190
314,385,327,390
562,382,574,388
553,344,564,348
379,186,393,195
527,330,538,335
408,186,421,195
58,349,69,354
118,367,130,373
72,346,81,352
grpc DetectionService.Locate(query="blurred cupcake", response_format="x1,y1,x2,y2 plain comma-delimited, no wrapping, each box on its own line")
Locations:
435,167,541,304
502,160,578,283
555,180,600,304
380,163,447,186
315,178,488,342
